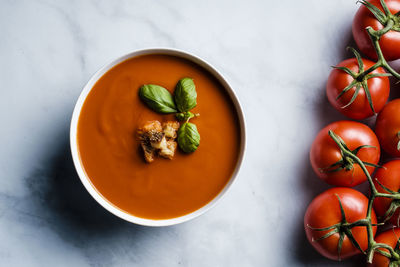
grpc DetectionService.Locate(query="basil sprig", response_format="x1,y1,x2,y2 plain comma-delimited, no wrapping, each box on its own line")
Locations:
139,84,177,113
174,78,197,112
177,122,200,153
138,77,200,153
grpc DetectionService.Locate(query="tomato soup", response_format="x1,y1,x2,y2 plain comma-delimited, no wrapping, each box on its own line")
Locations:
77,54,241,219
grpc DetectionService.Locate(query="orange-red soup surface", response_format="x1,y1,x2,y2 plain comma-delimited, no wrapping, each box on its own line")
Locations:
77,54,241,219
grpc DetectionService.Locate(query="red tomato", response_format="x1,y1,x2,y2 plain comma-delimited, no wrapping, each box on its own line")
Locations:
310,121,380,187
304,187,377,260
326,58,390,120
373,160,400,225
375,99,400,157
352,0,400,61
370,228,400,267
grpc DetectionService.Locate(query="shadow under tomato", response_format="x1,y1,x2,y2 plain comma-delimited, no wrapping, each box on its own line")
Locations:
290,28,368,266
290,87,366,266
291,146,360,266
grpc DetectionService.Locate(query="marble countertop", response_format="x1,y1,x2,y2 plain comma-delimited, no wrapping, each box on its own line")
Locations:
0,0,382,266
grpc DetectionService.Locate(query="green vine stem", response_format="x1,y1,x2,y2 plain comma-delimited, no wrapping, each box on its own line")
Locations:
333,1,400,115
327,130,400,263
357,1,400,80
309,1,400,264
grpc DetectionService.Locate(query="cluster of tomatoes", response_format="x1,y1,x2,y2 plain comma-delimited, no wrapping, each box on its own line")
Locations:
303,1,400,266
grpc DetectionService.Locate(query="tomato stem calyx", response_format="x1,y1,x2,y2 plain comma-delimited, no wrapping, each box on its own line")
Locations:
333,47,391,114
307,194,366,260
359,0,399,30
320,131,380,178
357,0,400,79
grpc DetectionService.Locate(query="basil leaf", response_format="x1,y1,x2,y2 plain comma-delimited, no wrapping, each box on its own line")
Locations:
177,122,200,153
176,111,195,122
174,78,197,112
139,84,177,113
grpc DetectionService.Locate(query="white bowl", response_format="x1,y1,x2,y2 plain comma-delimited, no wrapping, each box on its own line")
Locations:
70,48,246,227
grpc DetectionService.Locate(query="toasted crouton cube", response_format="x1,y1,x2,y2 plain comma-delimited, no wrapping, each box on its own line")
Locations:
138,121,164,163
151,136,167,149
163,121,180,139
138,120,180,162
140,120,162,133
140,142,155,163
159,140,178,159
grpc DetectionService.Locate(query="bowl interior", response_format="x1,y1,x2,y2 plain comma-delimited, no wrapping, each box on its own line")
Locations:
70,48,246,226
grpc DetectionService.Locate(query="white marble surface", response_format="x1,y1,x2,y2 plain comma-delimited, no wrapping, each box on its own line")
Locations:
0,0,381,266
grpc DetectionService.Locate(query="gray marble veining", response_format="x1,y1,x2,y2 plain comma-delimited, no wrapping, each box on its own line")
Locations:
0,0,372,266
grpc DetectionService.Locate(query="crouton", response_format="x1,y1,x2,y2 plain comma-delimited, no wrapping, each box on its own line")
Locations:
159,139,178,159
137,120,180,162
152,136,167,150
139,120,162,133
138,121,164,163
140,141,155,163
162,121,180,139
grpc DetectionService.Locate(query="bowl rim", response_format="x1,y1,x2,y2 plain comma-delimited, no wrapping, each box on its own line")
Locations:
70,47,246,227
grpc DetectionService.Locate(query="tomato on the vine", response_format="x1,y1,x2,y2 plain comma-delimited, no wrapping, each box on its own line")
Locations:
304,187,377,260
370,228,400,267
352,0,400,61
326,57,390,120
373,160,400,226
310,121,380,187
375,99,400,157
